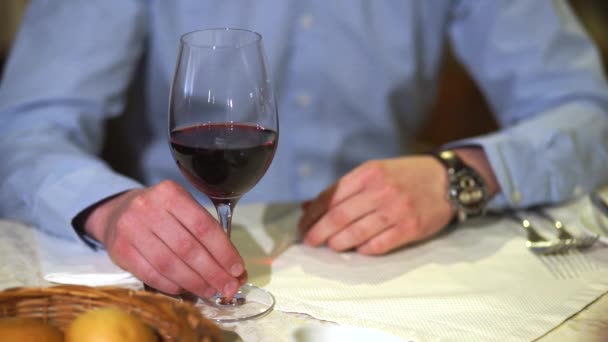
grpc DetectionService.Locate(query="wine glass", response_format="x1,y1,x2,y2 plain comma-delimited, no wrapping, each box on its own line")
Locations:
168,28,278,322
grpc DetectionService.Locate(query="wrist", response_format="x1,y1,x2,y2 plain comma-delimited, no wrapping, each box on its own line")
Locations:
74,190,132,244
431,147,497,221
451,147,500,197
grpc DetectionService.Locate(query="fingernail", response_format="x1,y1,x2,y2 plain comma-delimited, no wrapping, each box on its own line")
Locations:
224,280,239,296
230,263,244,277
203,287,217,298
238,270,248,285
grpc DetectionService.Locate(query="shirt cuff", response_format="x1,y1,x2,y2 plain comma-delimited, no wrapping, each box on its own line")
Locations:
35,163,143,246
442,101,608,211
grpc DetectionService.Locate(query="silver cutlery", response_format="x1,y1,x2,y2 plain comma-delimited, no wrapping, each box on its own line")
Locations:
507,212,572,254
532,209,599,249
508,211,602,279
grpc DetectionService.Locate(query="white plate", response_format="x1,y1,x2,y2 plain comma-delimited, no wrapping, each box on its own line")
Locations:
290,325,407,342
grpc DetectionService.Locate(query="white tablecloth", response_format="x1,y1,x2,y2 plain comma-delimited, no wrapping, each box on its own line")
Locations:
1,198,608,341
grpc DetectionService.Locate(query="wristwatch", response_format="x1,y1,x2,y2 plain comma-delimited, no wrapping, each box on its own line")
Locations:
431,150,489,222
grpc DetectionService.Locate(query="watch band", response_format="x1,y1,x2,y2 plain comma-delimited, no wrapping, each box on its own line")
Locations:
433,150,466,177
431,150,489,222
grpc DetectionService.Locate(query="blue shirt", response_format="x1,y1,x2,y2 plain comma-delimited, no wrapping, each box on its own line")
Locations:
1,0,607,242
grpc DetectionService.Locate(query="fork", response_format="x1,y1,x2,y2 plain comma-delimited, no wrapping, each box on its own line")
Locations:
507,211,601,278
507,212,572,254
532,209,599,249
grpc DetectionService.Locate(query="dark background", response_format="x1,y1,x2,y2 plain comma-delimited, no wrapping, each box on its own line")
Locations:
415,0,608,149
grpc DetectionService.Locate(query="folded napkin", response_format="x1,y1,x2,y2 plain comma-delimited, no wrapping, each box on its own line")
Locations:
0,221,43,289
35,229,141,288
232,202,608,342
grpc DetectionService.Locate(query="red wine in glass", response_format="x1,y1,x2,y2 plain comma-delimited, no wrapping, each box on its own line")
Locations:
168,28,279,322
170,123,278,202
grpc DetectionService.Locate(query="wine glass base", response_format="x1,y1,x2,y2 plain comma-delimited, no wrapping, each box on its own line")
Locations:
194,284,275,323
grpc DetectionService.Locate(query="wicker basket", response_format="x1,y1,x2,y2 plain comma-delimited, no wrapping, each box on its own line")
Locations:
0,285,222,342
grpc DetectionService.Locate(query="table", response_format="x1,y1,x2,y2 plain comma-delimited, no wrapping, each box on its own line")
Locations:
1,205,607,341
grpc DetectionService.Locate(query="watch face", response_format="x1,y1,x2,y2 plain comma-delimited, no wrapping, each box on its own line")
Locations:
458,175,485,205
433,149,489,220
450,170,488,214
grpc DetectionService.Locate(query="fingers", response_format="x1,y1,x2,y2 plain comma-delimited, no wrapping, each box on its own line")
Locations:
159,182,246,279
326,214,394,252
298,164,375,230
303,190,414,253
297,184,351,231
357,226,411,255
126,246,183,294
150,212,242,298
302,190,382,247
117,240,186,296
298,158,458,255
299,161,387,231
135,228,235,298
105,181,246,299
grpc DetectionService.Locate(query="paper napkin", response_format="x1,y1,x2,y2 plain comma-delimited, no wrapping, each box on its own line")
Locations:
35,229,141,288
232,202,608,342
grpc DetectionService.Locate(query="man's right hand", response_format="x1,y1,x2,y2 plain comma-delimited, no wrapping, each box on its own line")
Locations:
82,180,246,299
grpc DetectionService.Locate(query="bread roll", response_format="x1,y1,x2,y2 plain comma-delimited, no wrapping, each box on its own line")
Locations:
0,317,64,342
65,307,157,342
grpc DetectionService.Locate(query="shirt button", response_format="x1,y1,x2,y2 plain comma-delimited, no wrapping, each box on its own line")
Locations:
296,93,312,107
297,163,313,178
511,190,522,205
299,14,314,30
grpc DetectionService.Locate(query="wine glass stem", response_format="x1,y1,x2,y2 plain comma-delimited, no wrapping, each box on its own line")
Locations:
215,201,236,238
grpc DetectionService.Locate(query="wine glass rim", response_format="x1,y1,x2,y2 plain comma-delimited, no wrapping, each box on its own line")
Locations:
180,28,263,49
